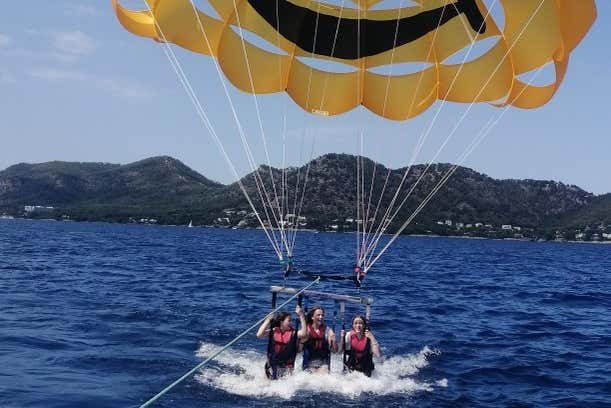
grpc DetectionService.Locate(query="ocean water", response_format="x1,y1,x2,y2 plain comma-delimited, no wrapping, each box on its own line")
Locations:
1,219,609,408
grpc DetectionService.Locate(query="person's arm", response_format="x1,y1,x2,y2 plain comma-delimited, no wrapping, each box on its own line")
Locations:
296,306,307,340
256,314,273,339
365,330,381,357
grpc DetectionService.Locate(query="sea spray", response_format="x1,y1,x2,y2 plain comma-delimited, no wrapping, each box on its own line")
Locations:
194,342,445,399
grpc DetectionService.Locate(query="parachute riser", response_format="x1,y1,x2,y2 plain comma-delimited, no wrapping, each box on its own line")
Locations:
270,286,373,307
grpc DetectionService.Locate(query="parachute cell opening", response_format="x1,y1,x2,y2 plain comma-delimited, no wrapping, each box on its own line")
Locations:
367,61,433,76
442,35,502,66
229,25,290,57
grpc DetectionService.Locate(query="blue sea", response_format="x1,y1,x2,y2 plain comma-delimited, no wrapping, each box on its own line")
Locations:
1,219,610,407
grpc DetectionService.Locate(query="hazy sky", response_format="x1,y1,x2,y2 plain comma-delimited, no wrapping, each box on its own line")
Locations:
1,1,609,194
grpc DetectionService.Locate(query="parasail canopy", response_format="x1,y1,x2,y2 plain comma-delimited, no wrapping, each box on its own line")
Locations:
112,0,596,120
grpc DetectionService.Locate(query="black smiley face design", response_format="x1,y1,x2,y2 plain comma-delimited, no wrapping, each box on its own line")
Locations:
247,0,486,59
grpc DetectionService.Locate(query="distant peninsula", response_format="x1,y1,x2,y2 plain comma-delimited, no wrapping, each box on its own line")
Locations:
1,155,609,242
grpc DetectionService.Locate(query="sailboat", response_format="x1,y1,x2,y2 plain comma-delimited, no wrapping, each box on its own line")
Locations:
187,220,193,228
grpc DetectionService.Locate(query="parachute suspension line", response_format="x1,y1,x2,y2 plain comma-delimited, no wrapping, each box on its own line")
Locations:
285,0,328,257
355,144,360,264
365,3,548,271
188,4,282,244
360,135,387,268
187,1,286,259
359,135,368,267
276,0,290,261
357,141,363,267
230,0,292,257
450,0,480,44
274,1,315,263
277,0,307,261
288,0,347,242
274,0,346,232
144,3,283,259
362,1,502,268
367,0,536,261
269,0,325,262
285,125,309,259
284,118,307,258
372,0,446,221
359,167,391,267
318,0,349,110
368,103,509,270
354,0,387,267
281,106,290,259
357,140,363,267
287,94,317,257
381,0,426,118
186,2,282,250
231,0,281,208
355,139,369,272
359,154,379,268
360,1,454,267
368,65,547,271
361,2,452,262
354,2,372,270
290,137,315,254
138,277,320,408
287,131,306,257
290,137,318,257
356,3,387,274
286,128,309,256
364,6,519,271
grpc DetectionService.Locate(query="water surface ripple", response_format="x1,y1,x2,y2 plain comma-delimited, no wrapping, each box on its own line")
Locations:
1,219,609,407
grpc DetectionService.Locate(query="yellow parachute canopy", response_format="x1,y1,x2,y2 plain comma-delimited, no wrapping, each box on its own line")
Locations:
111,0,596,120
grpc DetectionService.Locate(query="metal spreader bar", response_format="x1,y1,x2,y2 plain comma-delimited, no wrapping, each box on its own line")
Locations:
270,286,373,306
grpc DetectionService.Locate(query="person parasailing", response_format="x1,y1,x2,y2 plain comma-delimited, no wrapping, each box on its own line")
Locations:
339,315,381,377
256,305,306,379
300,305,337,373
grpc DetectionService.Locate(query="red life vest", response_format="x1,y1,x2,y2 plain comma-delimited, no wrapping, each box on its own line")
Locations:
344,330,374,377
272,327,295,360
270,327,296,367
350,332,368,359
307,324,328,350
302,324,330,369
266,326,298,379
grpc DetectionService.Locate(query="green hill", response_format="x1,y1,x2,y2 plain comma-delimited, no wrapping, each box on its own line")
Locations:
1,155,608,237
228,153,597,231
0,156,223,223
552,193,611,228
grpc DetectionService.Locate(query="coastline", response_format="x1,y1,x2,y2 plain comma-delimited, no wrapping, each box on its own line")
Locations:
2,217,610,245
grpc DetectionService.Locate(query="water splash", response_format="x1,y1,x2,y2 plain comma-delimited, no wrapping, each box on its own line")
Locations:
194,343,445,399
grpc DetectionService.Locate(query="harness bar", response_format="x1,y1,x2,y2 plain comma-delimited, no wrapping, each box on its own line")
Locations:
270,286,373,306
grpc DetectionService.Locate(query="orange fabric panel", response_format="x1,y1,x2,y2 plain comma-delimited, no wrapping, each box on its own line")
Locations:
112,0,596,120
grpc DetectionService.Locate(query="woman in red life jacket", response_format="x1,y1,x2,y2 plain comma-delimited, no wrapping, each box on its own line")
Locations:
299,306,337,373
339,315,381,377
257,305,306,379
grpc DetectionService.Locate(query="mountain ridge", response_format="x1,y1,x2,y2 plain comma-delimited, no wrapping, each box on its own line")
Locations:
1,155,608,239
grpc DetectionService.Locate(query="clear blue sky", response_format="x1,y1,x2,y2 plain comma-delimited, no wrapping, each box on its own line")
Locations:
1,1,609,194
